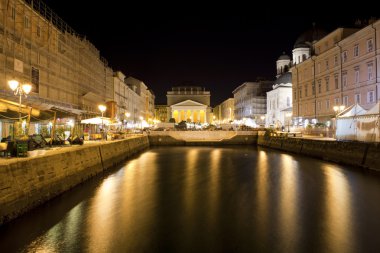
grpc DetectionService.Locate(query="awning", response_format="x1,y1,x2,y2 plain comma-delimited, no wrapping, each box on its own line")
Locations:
0,98,40,117
80,117,112,125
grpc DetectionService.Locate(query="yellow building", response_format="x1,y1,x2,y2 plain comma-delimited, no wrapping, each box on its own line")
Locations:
167,86,212,123
292,20,380,126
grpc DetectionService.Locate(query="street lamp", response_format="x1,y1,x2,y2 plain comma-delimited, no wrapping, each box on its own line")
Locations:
286,112,292,132
260,115,265,127
98,104,106,140
8,80,32,116
8,79,32,137
125,112,130,130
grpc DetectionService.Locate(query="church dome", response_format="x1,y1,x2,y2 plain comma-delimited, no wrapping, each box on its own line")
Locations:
278,52,290,61
275,72,292,85
294,25,327,49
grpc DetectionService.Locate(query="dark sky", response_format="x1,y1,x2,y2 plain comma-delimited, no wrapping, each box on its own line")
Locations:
42,2,376,106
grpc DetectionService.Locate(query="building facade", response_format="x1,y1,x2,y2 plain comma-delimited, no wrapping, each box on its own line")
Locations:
155,105,168,123
266,53,292,127
0,0,114,115
292,21,380,127
112,71,146,126
125,76,155,123
167,86,212,123
219,98,234,122
233,81,273,121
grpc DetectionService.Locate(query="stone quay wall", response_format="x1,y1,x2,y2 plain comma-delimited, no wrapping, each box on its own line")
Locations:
0,136,149,225
257,135,380,172
148,131,258,146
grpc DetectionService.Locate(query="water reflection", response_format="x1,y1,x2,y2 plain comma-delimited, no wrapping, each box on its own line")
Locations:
322,165,354,253
278,154,299,252
1,147,380,253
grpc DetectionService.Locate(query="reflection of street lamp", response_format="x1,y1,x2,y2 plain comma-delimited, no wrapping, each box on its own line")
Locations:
213,115,216,124
98,104,106,139
8,79,32,136
286,112,292,132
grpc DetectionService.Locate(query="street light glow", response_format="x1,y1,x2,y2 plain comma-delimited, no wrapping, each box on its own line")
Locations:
98,104,106,113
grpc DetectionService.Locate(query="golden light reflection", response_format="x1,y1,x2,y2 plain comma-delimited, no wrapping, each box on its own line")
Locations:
278,154,299,251
208,149,221,220
256,150,269,239
87,175,119,252
323,165,354,253
184,149,199,214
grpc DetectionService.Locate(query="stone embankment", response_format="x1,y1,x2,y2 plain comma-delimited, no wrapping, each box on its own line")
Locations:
258,135,380,172
148,130,258,145
0,136,149,225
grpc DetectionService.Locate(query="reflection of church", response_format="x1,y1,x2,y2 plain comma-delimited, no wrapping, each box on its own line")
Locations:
167,86,212,123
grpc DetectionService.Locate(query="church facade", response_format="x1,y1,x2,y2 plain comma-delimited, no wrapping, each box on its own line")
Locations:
166,86,212,123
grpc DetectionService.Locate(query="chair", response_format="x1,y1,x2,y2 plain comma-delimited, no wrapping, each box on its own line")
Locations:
0,142,13,157
16,142,28,157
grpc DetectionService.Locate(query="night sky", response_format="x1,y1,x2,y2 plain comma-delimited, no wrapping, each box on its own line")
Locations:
42,2,376,106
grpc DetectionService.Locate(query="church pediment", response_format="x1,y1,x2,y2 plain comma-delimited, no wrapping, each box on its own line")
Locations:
171,99,206,107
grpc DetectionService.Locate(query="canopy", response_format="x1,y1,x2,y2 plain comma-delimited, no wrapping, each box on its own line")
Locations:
365,101,380,115
80,117,111,125
0,98,40,117
337,103,367,118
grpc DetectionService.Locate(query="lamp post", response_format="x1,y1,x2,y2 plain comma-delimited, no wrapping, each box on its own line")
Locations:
98,104,106,140
260,115,265,127
286,112,292,132
125,112,130,130
139,116,143,130
8,79,32,137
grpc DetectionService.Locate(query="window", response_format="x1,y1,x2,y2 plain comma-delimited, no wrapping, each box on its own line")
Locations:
367,38,374,52
325,59,329,70
326,99,330,110
318,80,322,93
286,97,290,107
24,16,30,28
355,69,360,84
317,63,321,73
11,6,16,20
312,81,316,95
294,90,297,100
305,85,308,97
343,96,349,106
353,44,359,57
342,51,348,63
37,26,41,37
334,97,340,105
367,91,375,103
299,88,302,99
368,64,373,80
31,67,39,93
317,101,322,111
343,73,347,87
325,77,330,92
355,94,361,104
334,55,338,66
334,74,339,89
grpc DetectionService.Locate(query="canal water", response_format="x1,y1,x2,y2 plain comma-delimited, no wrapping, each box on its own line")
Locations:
1,146,380,253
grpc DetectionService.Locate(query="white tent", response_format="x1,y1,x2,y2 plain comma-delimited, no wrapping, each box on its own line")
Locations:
336,103,380,142
337,103,367,117
80,117,112,125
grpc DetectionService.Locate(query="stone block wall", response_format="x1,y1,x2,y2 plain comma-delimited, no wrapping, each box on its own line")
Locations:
0,136,149,225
